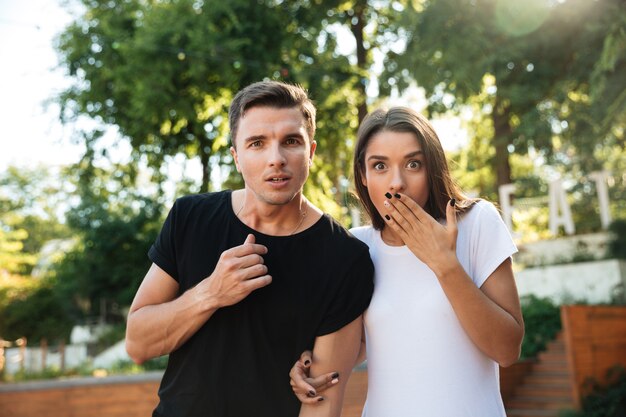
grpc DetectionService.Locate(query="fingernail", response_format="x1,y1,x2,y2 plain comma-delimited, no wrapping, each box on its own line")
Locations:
317,397,324,402
331,378,339,384
450,198,456,207
308,390,316,397
394,193,401,199
383,200,391,208
385,192,392,199
384,215,391,220
304,360,310,366
331,372,339,379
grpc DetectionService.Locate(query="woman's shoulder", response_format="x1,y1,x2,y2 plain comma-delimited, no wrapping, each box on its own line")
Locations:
461,199,501,222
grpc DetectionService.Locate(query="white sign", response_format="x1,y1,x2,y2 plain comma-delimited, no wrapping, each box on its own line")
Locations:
499,170,612,236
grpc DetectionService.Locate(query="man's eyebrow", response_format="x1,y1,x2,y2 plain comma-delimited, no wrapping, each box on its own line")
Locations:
242,135,265,143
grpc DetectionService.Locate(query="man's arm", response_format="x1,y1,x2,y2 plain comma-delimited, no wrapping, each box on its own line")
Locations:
298,316,363,417
125,234,271,364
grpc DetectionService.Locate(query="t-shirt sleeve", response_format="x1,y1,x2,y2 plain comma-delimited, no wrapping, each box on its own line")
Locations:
470,201,518,288
316,248,375,336
148,199,180,281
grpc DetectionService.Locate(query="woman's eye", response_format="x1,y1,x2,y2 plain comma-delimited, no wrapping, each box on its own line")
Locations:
407,160,422,169
373,162,386,170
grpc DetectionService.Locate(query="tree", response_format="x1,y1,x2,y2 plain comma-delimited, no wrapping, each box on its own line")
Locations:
51,141,164,321
0,166,71,275
382,0,625,190
56,0,418,225
57,0,292,192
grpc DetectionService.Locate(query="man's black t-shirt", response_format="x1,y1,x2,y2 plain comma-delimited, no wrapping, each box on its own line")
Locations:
148,191,374,417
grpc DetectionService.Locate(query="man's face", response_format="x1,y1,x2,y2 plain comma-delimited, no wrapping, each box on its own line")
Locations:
230,106,316,207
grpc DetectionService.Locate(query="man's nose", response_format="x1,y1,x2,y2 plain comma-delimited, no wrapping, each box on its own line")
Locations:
268,143,287,167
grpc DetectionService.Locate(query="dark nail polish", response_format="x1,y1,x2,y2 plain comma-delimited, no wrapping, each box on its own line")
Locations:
331,372,339,379
384,215,391,221
385,192,392,199
317,397,324,402
308,390,316,397
304,360,310,366
394,193,401,199
450,198,456,207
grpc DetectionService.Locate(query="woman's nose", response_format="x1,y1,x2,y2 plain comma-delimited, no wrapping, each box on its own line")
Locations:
389,169,406,192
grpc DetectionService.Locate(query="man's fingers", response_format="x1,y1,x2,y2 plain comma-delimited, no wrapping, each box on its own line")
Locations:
230,242,268,257
238,253,265,269
242,275,272,292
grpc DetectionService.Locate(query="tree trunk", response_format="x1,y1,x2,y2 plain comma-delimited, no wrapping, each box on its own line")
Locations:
493,93,512,190
199,139,210,192
350,2,368,124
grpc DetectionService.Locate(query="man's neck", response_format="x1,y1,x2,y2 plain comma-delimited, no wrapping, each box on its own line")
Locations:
232,189,317,236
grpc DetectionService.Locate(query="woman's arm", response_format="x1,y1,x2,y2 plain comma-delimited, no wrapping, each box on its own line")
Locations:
290,321,366,403
432,257,524,366
298,316,363,417
383,195,524,366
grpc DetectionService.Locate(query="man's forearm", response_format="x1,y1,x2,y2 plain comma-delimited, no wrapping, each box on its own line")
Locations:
126,287,218,363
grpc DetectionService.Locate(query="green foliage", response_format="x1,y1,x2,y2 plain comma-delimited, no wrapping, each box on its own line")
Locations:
1,356,168,382
55,0,383,221
520,295,562,359
91,324,127,356
52,153,164,322
560,366,626,417
0,276,74,343
608,219,626,259
2,365,93,383
110,355,169,373
383,0,625,189
0,166,71,275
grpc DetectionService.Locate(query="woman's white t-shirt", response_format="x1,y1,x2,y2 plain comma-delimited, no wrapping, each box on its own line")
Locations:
351,200,517,417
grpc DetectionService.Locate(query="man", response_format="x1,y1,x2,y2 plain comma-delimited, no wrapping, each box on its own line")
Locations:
125,80,374,417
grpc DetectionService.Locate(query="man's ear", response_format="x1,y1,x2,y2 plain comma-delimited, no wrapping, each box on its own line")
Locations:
230,146,241,173
309,140,317,165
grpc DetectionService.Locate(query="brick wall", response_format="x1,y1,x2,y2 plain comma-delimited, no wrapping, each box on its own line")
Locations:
561,304,626,408
0,370,368,417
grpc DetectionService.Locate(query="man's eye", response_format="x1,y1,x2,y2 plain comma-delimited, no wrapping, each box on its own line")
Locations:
286,138,298,145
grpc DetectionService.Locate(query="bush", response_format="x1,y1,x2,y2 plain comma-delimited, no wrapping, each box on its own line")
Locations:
608,219,626,259
520,295,562,359
560,366,626,417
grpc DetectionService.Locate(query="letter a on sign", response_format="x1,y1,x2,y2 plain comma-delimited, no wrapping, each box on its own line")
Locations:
549,179,575,235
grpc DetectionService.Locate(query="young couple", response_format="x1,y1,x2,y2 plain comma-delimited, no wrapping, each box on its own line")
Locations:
126,80,524,417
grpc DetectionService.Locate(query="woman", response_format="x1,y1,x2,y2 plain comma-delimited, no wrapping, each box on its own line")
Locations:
290,107,524,416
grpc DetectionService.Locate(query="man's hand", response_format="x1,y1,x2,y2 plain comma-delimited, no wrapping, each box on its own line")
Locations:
290,350,339,404
196,234,272,308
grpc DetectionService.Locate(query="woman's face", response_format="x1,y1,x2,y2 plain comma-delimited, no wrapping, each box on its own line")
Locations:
361,130,429,218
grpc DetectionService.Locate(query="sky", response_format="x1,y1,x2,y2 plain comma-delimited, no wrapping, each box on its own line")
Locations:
0,0,466,175
0,0,86,170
